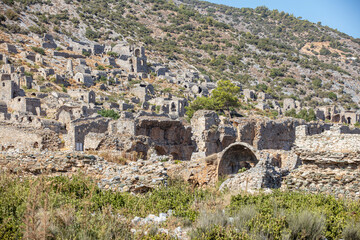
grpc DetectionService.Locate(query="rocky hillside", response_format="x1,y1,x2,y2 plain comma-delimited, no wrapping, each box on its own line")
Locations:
1,0,360,111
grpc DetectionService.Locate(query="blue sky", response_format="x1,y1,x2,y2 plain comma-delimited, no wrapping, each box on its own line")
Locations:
206,0,360,38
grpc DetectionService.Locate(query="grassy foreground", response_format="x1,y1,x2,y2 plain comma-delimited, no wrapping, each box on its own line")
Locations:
0,173,360,240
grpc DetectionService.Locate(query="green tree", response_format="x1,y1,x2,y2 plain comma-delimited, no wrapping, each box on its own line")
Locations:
185,80,240,119
212,80,241,111
185,96,216,120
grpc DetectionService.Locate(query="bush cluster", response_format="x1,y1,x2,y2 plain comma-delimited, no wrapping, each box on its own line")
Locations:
97,109,120,120
191,191,360,239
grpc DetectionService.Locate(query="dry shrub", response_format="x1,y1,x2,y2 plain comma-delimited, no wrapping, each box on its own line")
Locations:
286,210,325,240
190,208,230,238
342,221,360,240
23,177,52,240
86,150,143,164
232,205,258,232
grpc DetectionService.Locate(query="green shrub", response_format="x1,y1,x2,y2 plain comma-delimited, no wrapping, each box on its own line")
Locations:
269,68,285,78
185,80,240,119
327,92,337,101
31,46,45,55
97,109,120,120
319,47,331,55
97,65,105,70
312,78,322,89
0,174,131,239
285,108,316,122
5,9,19,21
82,50,91,57
85,27,100,40
107,51,118,57
229,191,360,239
190,209,230,239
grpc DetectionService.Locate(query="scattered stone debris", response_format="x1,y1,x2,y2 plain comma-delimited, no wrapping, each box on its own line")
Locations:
0,151,171,193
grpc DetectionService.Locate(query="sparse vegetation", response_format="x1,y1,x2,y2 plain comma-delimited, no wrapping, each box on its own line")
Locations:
1,173,360,239
285,108,317,122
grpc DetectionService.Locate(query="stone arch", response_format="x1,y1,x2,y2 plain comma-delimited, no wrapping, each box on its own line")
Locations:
217,142,258,178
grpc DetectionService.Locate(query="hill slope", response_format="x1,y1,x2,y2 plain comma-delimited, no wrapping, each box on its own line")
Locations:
1,0,360,110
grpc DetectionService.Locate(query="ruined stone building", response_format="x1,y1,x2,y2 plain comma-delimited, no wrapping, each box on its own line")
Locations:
9,97,41,116
113,44,148,76
74,72,94,87
68,89,96,104
317,105,360,125
130,83,155,102
149,96,187,118
66,116,110,151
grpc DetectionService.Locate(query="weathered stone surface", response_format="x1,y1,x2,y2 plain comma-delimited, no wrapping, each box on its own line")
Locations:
219,158,283,193
191,110,236,157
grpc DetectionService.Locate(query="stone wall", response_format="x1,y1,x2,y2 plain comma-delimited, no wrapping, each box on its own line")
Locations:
295,125,360,153
191,110,237,157
284,125,360,199
0,123,61,151
135,116,194,160
234,118,331,151
66,116,110,151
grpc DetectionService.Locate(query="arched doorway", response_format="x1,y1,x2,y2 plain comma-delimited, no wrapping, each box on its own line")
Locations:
217,143,258,178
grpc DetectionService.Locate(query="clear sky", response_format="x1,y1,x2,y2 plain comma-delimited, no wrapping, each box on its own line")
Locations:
205,0,360,38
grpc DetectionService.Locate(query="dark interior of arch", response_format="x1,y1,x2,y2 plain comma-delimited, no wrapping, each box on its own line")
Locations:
218,145,258,177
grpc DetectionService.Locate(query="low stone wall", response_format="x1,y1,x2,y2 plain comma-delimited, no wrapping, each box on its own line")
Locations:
284,153,360,199
284,125,360,199
295,125,360,153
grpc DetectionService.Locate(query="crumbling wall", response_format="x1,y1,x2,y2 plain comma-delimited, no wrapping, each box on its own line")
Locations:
135,116,194,160
0,123,61,151
178,142,260,187
217,143,258,177
295,125,360,152
67,116,110,151
284,125,360,199
191,110,237,157
234,118,331,151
